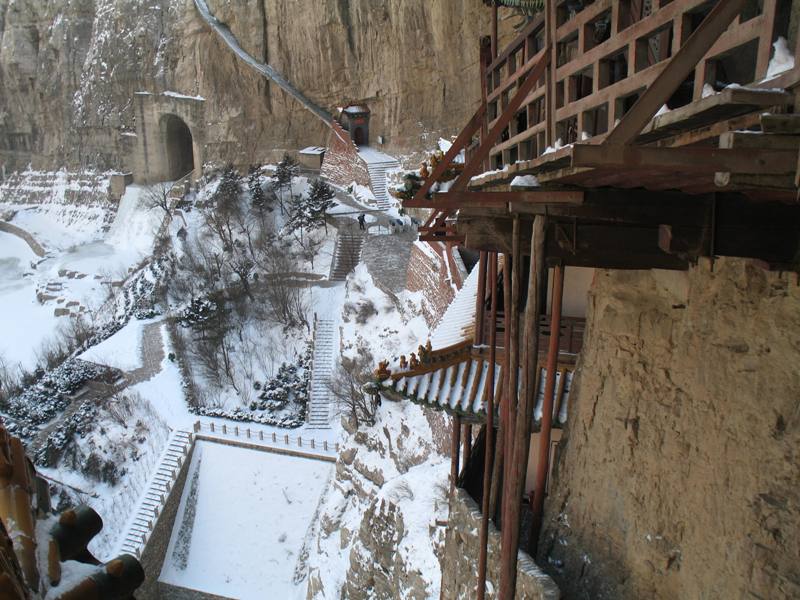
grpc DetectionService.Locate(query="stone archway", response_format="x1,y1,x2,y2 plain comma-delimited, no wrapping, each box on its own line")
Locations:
131,92,205,184
161,114,195,180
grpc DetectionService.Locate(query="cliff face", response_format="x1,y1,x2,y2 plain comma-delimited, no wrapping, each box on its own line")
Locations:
0,0,512,172
541,259,800,600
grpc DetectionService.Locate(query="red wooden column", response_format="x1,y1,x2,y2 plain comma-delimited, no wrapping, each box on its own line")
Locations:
529,263,564,555
462,422,472,469
477,253,499,600
450,414,462,493
499,216,546,600
490,252,513,518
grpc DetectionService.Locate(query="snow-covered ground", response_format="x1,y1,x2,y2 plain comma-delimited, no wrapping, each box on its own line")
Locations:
159,440,332,599
78,318,147,371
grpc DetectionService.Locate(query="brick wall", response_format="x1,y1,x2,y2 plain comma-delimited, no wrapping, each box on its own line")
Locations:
320,122,370,188
406,241,466,328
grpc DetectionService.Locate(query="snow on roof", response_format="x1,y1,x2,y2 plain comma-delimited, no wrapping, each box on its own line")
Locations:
300,146,326,155
162,90,206,102
343,104,370,114
384,351,574,427
429,265,479,348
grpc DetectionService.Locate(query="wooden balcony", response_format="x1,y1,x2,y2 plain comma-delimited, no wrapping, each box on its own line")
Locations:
476,0,792,170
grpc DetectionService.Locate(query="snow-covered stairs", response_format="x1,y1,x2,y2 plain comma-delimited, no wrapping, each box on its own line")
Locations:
329,230,364,281
307,319,337,429
118,428,194,557
366,159,399,210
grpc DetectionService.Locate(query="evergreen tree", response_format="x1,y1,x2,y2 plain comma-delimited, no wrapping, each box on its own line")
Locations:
285,191,315,241
213,163,242,209
307,178,336,234
274,153,300,214
248,165,272,220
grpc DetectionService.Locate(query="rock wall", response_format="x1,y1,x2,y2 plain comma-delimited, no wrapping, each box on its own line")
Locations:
540,258,800,599
305,401,450,599
0,0,519,173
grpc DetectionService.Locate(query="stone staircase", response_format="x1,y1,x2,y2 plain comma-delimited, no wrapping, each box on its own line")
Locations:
307,319,337,429
365,159,399,210
118,428,194,557
329,230,365,281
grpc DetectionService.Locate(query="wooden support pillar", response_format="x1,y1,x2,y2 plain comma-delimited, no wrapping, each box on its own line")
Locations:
529,263,564,556
490,252,514,519
545,0,556,147
499,216,546,600
475,251,488,345
450,414,462,492
492,2,499,58
506,218,521,477
477,253,499,600
462,423,473,469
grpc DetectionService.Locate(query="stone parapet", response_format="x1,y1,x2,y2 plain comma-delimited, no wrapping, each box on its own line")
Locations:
440,488,560,600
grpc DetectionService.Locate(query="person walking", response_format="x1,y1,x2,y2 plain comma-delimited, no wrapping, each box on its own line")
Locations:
358,213,366,231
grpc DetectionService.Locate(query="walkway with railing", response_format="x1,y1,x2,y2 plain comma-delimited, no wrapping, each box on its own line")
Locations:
194,421,338,459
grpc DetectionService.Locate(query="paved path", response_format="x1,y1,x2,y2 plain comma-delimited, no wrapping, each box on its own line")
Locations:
124,321,165,385
358,147,400,211
360,229,417,294
329,224,365,281
307,319,337,429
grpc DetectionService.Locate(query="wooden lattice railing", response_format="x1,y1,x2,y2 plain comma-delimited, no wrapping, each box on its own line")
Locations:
483,0,788,168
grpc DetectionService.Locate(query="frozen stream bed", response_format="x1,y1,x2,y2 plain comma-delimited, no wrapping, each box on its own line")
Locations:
0,184,161,371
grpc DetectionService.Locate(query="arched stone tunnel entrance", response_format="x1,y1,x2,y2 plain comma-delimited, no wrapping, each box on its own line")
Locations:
161,114,195,180
131,92,205,184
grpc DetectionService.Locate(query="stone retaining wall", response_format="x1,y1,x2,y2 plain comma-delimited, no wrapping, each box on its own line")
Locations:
440,488,560,600
320,123,371,189
137,443,196,599
0,220,45,257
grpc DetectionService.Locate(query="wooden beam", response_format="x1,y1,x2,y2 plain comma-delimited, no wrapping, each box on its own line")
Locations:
418,234,465,243
477,254,498,600
529,263,564,556
571,144,798,175
452,47,551,191
546,223,689,270
604,0,748,145
410,105,487,204
761,114,800,134
499,215,546,600
409,189,585,210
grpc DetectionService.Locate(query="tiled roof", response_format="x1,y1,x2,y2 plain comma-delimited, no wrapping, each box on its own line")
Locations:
429,265,479,347
378,342,575,429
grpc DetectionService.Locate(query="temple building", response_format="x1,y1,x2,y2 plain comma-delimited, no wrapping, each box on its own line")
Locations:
378,0,800,598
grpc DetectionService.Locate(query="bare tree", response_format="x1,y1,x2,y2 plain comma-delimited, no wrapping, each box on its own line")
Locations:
328,362,378,429
143,181,174,216
257,243,309,330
